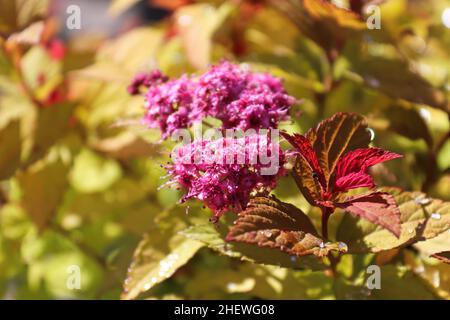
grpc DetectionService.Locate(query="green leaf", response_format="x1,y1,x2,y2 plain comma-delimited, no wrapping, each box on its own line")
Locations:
122,233,203,300
404,250,450,299
0,204,32,240
185,262,333,299
107,0,140,17
18,157,69,230
335,265,436,300
7,21,44,45
226,196,346,258
369,266,436,300
349,56,447,111
122,206,204,300
0,120,21,180
91,131,158,160
20,229,104,299
414,231,450,256
69,148,122,193
20,46,61,94
175,3,235,69
384,103,433,145
93,27,164,74
337,188,450,253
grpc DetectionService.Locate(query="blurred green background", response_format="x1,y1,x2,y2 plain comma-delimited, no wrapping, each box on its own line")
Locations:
0,0,449,299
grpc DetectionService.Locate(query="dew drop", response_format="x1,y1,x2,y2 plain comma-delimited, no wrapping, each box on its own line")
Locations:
367,128,375,141
432,271,440,288
209,216,219,224
442,7,450,28
338,242,348,252
178,14,192,26
143,282,152,291
227,283,237,292
408,228,414,234
366,76,380,88
264,230,273,238
419,108,431,122
414,265,425,274
319,242,325,249
431,212,441,220
290,256,297,263
415,196,431,205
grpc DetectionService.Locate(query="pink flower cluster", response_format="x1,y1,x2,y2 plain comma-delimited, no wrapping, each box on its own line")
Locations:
131,61,296,139
127,70,168,95
164,135,286,219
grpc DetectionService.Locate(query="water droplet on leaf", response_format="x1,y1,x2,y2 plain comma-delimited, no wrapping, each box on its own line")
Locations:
338,242,348,253
431,212,441,220
143,282,152,291
264,230,272,238
367,128,375,141
419,108,431,122
415,196,431,205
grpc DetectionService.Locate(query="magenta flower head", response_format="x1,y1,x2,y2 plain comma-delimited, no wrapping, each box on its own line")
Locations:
192,61,296,131
164,134,286,221
131,61,296,140
127,70,168,95
143,75,198,139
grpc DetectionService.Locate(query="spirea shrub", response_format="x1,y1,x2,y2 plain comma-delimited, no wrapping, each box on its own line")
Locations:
130,62,413,259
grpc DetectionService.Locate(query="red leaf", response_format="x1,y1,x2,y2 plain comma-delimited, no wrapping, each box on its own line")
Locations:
334,148,402,192
305,112,372,187
281,131,322,176
335,192,401,237
334,171,375,192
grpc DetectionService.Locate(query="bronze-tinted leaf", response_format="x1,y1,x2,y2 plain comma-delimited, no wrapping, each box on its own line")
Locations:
351,57,447,111
25,103,75,166
335,192,401,237
175,3,234,69
337,188,450,253
91,132,158,160
306,112,371,187
0,120,21,180
182,221,327,271
226,196,345,258
384,104,433,145
432,251,450,264
0,0,48,34
268,0,365,52
18,158,69,230
292,154,322,206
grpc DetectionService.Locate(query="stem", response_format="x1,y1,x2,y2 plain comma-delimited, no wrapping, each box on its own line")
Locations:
321,207,332,240
320,206,340,278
